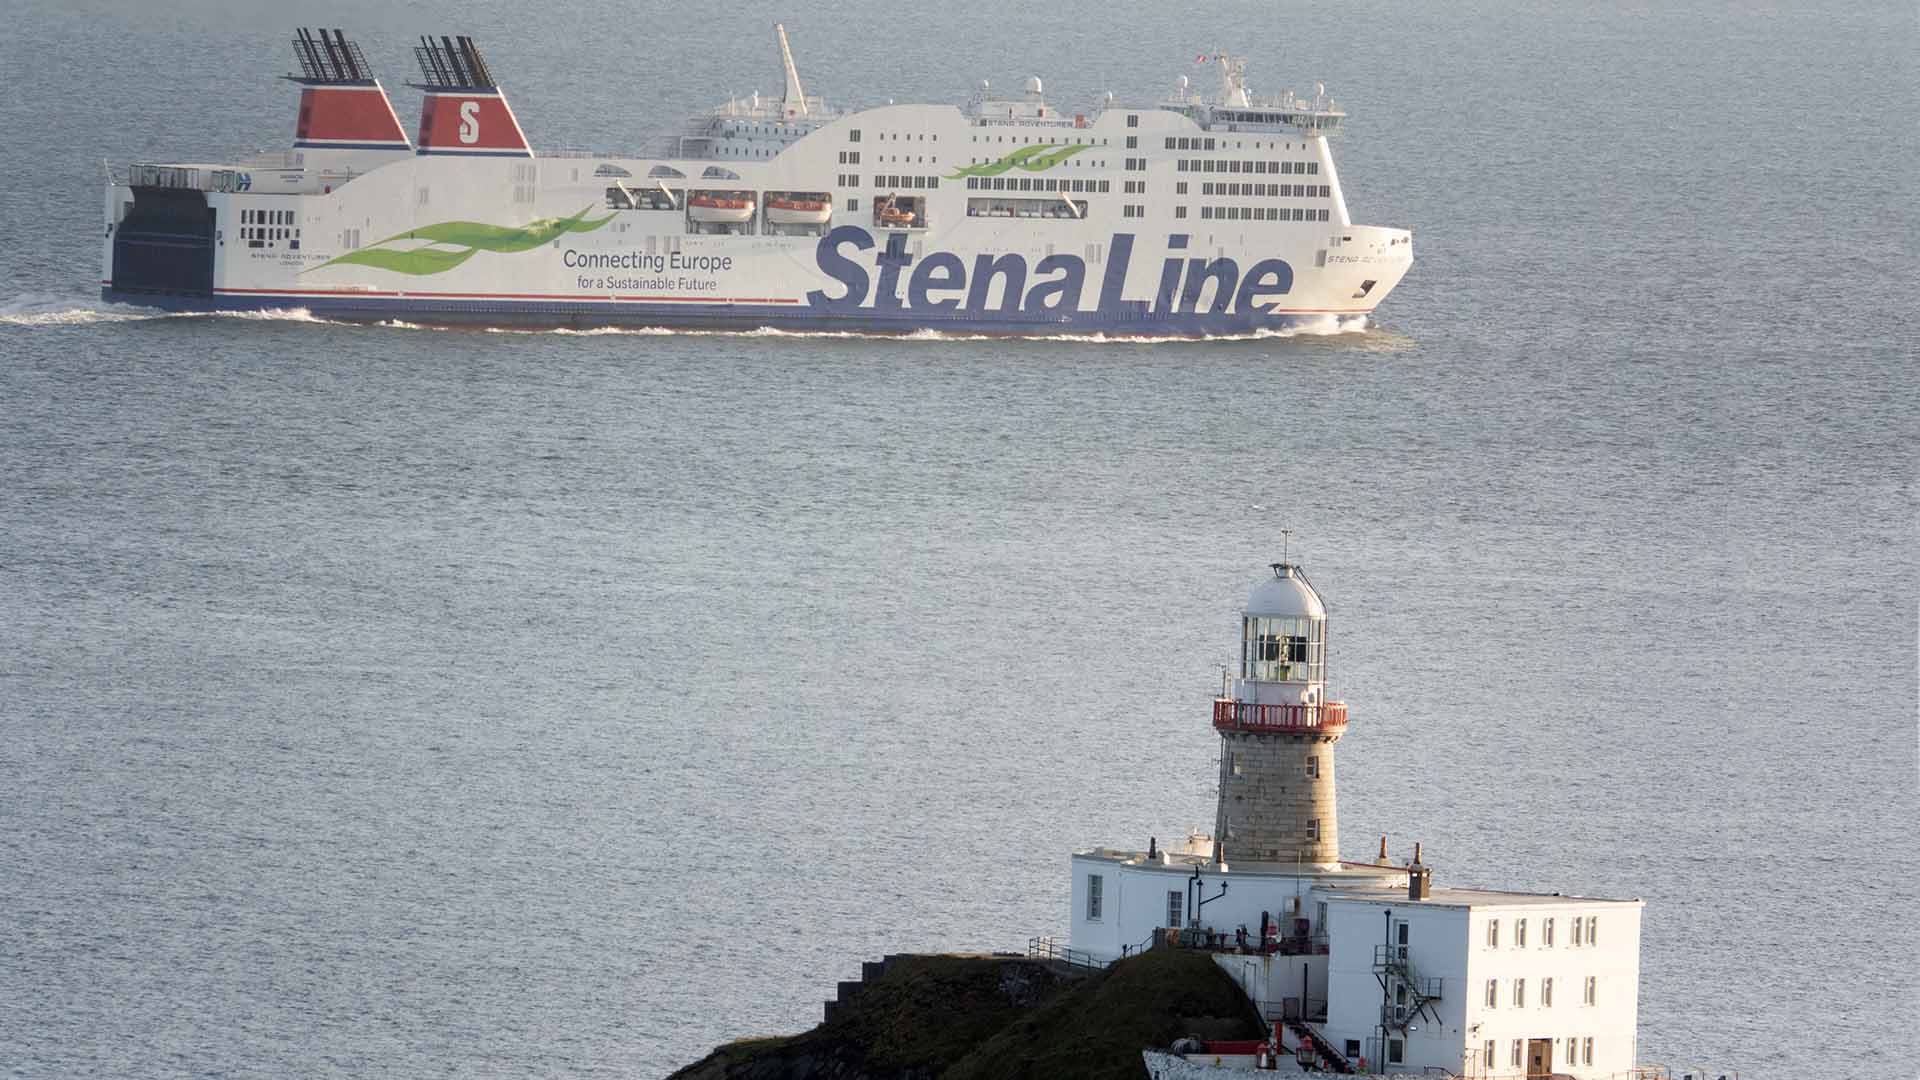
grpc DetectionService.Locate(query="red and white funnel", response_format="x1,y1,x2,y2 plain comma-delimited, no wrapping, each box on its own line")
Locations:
287,28,411,153
409,35,532,158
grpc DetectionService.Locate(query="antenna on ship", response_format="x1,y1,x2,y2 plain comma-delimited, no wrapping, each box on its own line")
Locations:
776,23,808,117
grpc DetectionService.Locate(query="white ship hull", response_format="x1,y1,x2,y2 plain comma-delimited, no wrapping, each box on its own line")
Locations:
102,33,1412,337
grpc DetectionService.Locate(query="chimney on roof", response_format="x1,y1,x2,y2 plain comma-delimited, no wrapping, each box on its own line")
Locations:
1408,842,1432,901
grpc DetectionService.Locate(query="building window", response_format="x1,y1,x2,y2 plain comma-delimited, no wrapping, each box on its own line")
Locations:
1584,975,1597,1005
1516,918,1527,948
1572,917,1584,946
1588,915,1599,945
1345,1040,1361,1059
1307,818,1320,841
1174,206,1187,218
1387,1039,1403,1064
1125,135,1138,148
1484,1041,1496,1073
1568,1037,1579,1065
1542,977,1553,1007
1086,874,1103,921
1583,1038,1594,1066
1485,979,1497,1008
1126,113,1139,128
849,129,861,142
1511,1040,1522,1069
1514,978,1526,1007
1316,901,1328,930
1306,756,1319,778
1543,917,1555,947
1487,919,1499,948
1167,890,1184,928
847,198,859,212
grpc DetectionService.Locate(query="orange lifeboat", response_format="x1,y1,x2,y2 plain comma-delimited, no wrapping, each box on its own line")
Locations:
688,191,756,226
766,193,832,227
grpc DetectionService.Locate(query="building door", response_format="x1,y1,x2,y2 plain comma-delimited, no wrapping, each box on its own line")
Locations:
1526,1038,1553,1077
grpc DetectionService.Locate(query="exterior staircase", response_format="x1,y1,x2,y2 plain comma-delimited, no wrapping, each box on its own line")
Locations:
1372,943,1443,1033
1285,1019,1354,1074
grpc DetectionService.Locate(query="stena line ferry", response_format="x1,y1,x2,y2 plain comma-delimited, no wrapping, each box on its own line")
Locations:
102,27,1413,336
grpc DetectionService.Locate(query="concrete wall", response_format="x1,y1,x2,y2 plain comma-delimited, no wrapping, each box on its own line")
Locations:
1071,856,1377,964
1314,894,1645,1078
1319,896,1472,1075
1215,730,1341,864
1463,904,1643,1079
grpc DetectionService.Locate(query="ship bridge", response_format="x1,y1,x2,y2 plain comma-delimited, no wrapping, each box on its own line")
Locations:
1158,53,1346,136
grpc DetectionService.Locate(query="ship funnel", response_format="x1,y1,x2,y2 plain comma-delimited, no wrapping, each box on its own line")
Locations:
286,28,411,153
409,35,532,157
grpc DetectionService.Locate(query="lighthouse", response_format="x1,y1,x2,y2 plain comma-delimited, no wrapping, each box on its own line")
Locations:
1065,562,1647,1080
1214,562,1345,867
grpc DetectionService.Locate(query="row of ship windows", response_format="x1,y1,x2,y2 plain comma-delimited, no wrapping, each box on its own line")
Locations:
1193,182,1331,198
964,176,1115,193
240,208,294,225
1183,206,1331,222
970,133,1109,146
236,225,300,249
1178,158,1320,175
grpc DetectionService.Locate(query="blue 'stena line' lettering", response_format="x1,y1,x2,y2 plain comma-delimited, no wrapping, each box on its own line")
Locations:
806,227,1291,317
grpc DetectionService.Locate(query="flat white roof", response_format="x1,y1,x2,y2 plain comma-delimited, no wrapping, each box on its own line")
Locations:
1316,884,1643,909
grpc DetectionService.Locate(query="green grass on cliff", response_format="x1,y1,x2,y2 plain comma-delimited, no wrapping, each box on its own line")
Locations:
668,948,1265,1080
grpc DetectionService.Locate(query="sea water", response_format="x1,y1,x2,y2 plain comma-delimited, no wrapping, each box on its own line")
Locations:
1,1,1914,1076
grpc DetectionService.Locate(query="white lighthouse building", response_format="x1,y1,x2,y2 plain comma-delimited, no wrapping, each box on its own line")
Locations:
1067,563,1645,1078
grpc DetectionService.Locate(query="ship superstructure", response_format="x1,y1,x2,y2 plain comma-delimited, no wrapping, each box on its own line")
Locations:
102,27,1413,335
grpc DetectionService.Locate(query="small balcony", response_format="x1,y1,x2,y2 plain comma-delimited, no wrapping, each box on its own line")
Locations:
1212,698,1347,735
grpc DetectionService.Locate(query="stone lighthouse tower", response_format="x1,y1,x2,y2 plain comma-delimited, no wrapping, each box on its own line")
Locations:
1213,562,1347,867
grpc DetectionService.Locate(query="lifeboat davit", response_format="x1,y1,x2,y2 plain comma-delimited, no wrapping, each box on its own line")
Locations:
688,192,756,225
766,194,832,227
875,194,918,229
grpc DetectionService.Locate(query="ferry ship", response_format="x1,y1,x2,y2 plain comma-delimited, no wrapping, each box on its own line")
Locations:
102,27,1413,336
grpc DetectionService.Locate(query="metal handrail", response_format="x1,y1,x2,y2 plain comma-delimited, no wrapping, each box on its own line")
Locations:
1213,698,1348,733
1027,935,1108,971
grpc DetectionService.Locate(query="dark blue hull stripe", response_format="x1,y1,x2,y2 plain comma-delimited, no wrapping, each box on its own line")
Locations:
102,288,1360,337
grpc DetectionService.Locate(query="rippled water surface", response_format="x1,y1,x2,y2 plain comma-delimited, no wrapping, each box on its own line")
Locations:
2,1,1915,1077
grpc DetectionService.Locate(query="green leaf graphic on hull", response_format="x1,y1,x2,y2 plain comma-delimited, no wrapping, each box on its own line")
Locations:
306,204,614,277
945,143,1091,179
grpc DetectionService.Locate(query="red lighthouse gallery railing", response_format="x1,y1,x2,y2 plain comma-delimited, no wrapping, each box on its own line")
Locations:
1212,698,1348,734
